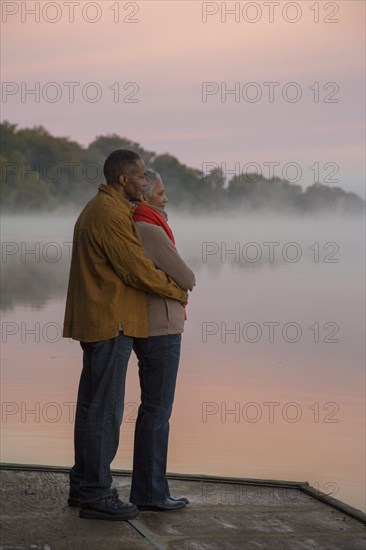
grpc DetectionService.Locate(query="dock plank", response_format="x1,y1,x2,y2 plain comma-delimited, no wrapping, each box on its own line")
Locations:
1,468,365,550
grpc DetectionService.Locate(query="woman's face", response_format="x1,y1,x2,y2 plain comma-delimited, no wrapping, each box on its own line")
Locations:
143,177,168,209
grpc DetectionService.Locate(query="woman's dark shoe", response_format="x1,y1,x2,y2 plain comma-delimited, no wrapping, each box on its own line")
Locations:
170,496,189,505
79,494,139,521
68,486,118,507
137,498,187,511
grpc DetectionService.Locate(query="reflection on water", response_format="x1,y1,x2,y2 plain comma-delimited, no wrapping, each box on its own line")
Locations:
1,213,365,512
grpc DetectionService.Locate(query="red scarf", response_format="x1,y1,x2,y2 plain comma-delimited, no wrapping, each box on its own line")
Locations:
133,204,175,244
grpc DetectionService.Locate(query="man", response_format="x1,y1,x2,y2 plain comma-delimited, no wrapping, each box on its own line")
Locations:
63,150,188,521
131,169,195,511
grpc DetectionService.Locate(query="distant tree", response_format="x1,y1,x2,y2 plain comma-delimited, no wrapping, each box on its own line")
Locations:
199,167,226,210
1,121,364,215
0,121,86,210
87,134,156,170
303,183,365,214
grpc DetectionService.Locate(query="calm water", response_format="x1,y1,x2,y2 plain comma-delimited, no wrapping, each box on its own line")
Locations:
1,212,365,512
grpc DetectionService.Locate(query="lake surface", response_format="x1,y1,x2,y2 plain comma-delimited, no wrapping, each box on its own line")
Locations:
1,211,365,512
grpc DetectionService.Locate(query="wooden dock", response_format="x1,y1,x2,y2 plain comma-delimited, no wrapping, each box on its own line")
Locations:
1,464,365,549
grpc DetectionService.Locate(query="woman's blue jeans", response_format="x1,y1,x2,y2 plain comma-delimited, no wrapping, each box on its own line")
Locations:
69,331,133,502
130,334,182,505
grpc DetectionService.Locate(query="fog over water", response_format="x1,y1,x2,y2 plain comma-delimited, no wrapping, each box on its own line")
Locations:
1,212,365,512
1,210,363,308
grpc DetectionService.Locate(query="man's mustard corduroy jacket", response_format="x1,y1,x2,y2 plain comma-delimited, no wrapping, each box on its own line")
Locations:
63,184,187,342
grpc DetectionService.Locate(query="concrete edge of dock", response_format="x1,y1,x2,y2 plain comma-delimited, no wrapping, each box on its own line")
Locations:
1,461,365,525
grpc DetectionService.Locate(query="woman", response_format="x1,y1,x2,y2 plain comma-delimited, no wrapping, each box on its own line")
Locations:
130,169,196,511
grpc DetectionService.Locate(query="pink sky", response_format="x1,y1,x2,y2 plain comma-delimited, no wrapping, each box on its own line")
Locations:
1,0,365,196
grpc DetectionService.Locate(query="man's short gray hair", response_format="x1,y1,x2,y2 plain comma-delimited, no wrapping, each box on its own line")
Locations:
144,169,162,197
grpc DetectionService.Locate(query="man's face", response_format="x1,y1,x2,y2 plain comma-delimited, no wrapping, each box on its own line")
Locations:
121,159,147,201
143,178,168,209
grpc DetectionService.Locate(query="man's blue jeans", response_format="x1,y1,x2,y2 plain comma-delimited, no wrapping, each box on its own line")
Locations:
130,333,182,505
69,331,133,502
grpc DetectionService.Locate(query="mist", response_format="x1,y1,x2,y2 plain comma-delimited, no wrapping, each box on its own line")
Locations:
1,211,364,311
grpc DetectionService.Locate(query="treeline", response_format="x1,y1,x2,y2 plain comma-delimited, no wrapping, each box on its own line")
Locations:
1,121,364,214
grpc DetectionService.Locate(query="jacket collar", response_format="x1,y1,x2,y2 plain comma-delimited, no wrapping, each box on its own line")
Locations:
98,184,136,215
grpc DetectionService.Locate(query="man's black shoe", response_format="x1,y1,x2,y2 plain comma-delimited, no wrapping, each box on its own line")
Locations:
68,486,118,507
137,498,187,512
79,494,139,521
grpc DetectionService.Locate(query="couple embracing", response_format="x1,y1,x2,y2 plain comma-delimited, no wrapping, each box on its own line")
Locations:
63,150,195,520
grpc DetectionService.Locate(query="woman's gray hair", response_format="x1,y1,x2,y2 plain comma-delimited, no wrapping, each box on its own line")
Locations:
144,169,162,197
